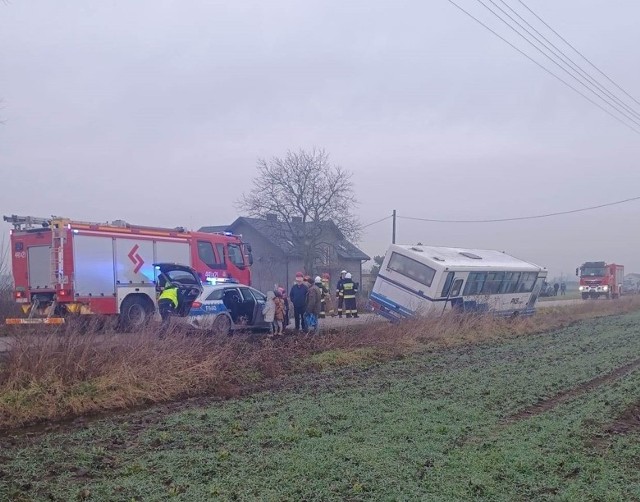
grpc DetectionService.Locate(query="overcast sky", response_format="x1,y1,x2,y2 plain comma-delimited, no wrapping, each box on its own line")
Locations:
1,0,639,278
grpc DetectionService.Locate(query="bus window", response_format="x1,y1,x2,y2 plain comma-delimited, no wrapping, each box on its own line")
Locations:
499,272,521,294
387,252,436,287
440,272,455,297
517,272,538,293
482,272,505,294
463,272,487,296
227,243,245,268
197,241,223,269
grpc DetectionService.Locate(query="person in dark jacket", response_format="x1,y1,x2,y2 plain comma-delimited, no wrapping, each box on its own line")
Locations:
305,276,323,333
289,272,308,332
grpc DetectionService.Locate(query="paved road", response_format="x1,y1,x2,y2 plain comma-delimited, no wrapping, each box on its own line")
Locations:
0,298,590,354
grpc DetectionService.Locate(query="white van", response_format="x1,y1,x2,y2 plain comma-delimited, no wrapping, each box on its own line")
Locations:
368,245,547,321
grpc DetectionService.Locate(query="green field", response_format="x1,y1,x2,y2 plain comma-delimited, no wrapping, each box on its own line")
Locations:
2,312,640,501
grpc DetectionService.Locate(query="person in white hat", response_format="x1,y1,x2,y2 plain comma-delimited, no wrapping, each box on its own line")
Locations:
340,272,358,318
304,276,323,334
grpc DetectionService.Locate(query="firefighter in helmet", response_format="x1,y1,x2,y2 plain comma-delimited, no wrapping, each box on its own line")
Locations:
158,281,179,322
339,272,358,318
336,270,347,318
319,272,331,318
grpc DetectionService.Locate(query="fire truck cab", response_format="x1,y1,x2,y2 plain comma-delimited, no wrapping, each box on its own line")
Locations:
576,261,624,300
4,214,253,329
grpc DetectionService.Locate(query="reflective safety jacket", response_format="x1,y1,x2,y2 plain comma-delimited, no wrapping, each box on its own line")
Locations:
158,285,179,307
340,279,357,299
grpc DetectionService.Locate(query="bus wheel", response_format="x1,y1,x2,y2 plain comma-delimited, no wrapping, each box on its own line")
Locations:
118,296,153,332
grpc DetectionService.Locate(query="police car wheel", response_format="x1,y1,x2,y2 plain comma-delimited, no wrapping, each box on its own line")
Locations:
212,315,232,336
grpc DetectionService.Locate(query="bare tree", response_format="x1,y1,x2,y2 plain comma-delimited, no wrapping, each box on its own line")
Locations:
239,148,361,275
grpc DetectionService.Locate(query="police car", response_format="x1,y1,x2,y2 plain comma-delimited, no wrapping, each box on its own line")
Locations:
186,278,272,334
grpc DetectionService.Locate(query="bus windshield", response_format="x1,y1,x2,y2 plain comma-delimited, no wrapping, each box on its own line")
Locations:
387,252,436,287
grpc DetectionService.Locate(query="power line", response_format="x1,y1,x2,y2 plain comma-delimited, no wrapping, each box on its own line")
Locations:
517,0,640,109
397,195,640,223
472,0,640,129
362,214,392,229
445,0,640,135
494,0,640,122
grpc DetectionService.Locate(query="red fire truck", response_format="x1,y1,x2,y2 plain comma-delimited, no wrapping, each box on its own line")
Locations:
4,214,253,328
576,261,624,300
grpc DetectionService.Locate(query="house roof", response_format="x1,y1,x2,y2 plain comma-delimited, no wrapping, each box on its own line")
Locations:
199,217,370,261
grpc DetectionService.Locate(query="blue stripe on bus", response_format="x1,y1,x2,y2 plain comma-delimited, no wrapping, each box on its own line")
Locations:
368,292,415,322
369,291,415,316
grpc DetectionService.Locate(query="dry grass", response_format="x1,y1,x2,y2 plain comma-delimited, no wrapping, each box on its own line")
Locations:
1,297,639,430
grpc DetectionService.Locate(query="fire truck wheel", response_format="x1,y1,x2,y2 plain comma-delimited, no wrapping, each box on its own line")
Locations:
212,314,232,336
119,295,154,332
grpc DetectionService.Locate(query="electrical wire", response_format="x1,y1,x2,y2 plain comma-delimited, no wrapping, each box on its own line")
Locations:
446,0,640,135
517,0,640,108
493,0,640,122
472,0,640,129
361,215,393,229
397,195,640,223
489,0,640,125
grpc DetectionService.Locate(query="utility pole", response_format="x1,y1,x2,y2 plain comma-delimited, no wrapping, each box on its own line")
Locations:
392,209,397,244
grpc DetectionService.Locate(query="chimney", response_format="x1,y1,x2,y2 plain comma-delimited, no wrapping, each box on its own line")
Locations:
266,213,278,222
291,216,302,224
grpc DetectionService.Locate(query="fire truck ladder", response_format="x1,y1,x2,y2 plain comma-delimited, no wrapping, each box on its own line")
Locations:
48,220,69,318
2,214,52,230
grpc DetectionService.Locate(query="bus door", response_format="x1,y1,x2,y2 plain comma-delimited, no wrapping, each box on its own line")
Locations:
440,272,464,312
527,273,546,309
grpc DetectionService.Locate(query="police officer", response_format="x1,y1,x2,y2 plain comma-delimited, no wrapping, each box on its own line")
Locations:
340,272,358,318
336,270,347,318
158,281,179,322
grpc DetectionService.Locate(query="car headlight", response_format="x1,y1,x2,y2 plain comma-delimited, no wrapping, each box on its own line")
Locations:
579,286,584,291
603,285,609,291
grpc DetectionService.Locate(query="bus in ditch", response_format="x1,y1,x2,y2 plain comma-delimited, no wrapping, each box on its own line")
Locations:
368,244,547,321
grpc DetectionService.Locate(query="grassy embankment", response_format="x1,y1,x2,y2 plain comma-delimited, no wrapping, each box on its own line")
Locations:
0,297,639,430
1,308,640,500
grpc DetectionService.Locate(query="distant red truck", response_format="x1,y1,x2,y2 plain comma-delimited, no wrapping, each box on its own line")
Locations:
576,261,624,300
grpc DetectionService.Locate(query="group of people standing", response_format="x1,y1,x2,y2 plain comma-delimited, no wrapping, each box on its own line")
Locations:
261,270,359,336
261,273,323,336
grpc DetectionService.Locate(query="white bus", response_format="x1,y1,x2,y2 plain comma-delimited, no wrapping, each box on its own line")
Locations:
368,245,547,321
